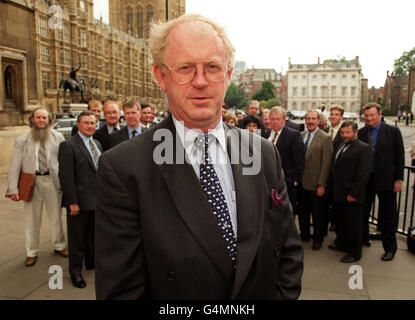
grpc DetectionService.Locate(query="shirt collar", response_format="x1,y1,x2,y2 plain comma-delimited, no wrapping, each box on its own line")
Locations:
127,125,142,136
78,131,93,143
172,115,227,153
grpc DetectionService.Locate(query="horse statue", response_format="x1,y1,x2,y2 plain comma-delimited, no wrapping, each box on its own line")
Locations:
59,77,87,103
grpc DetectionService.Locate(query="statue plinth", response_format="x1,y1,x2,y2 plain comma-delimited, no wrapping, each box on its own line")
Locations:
61,103,88,113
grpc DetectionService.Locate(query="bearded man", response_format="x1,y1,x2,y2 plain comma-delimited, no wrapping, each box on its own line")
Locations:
7,107,68,267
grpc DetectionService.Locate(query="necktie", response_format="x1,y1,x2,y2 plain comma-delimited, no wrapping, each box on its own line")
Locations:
271,131,278,144
330,128,334,140
195,134,237,267
368,129,374,149
335,143,348,161
89,139,100,168
38,142,48,174
113,127,118,131
131,130,137,138
304,132,311,150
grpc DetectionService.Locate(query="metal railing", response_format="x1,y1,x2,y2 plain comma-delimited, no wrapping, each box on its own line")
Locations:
369,166,415,235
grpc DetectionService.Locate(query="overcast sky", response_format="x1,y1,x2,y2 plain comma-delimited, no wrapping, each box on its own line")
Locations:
93,0,414,88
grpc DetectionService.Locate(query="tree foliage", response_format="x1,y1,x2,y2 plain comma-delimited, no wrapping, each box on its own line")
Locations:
252,80,276,101
224,82,249,108
324,55,347,64
393,47,415,75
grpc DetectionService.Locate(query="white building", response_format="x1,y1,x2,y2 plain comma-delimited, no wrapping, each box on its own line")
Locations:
287,57,362,113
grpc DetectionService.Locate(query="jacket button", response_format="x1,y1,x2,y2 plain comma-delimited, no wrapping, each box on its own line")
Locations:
167,272,176,281
274,247,280,257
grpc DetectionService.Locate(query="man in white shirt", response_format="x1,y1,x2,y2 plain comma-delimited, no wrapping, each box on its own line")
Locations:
93,100,122,151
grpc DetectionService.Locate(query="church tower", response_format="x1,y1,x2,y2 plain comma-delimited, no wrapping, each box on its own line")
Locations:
109,0,186,38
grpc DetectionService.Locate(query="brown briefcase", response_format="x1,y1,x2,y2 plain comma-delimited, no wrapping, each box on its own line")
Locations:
5,172,36,201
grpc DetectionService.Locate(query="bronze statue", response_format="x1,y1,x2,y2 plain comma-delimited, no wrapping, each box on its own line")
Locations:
59,63,86,103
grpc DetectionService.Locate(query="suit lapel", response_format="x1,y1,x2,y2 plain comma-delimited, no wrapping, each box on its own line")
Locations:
305,129,320,160
276,127,287,150
73,134,97,170
225,125,264,299
157,116,235,283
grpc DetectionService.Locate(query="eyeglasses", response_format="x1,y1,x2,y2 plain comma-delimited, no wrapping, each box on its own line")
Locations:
162,61,232,85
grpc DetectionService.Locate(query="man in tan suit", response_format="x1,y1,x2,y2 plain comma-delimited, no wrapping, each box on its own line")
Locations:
298,109,333,250
7,108,68,267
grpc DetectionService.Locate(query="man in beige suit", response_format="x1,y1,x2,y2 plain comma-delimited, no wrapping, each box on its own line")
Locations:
298,109,333,250
7,108,68,267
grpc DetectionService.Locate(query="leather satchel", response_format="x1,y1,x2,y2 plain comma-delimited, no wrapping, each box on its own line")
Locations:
5,172,36,201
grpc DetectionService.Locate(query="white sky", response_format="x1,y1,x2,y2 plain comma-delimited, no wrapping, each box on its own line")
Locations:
93,0,415,88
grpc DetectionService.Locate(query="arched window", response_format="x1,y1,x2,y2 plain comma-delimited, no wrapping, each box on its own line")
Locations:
4,66,13,99
137,6,143,38
126,7,133,25
145,5,153,38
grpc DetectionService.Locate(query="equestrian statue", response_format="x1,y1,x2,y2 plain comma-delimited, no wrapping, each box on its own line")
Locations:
59,63,87,103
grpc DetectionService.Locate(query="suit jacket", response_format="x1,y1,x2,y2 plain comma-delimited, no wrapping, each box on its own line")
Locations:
301,128,333,191
95,115,304,300
358,122,404,192
331,139,373,205
94,124,124,152
7,129,65,195
275,127,305,186
58,133,103,211
109,126,147,148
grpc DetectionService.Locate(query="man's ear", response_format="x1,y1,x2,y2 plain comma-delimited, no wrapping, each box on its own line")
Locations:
154,65,167,91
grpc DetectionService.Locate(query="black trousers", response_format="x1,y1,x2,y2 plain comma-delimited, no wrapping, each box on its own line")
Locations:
363,176,398,254
286,179,298,215
298,188,326,241
334,203,364,259
67,210,95,277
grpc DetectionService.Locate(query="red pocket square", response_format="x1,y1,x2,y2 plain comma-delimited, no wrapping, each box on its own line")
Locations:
271,189,284,208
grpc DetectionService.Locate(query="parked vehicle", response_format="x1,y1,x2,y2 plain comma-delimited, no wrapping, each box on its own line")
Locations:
51,112,77,122
343,112,359,121
288,110,307,120
51,118,78,140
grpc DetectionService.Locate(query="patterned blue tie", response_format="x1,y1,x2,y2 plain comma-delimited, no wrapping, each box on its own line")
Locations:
195,133,237,267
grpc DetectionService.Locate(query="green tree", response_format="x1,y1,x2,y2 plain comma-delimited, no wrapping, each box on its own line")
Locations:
264,97,280,108
252,80,276,101
224,82,248,108
324,55,347,64
393,47,415,75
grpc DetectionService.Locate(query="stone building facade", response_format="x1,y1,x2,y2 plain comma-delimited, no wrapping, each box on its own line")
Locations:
286,57,363,113
383,72,408,114
0,0,185,126
237,67,283,103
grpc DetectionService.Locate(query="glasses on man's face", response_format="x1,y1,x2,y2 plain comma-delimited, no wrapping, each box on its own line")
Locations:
162,61,232,85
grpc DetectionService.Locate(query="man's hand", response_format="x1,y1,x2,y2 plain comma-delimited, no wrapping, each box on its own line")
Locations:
10,194,20,201
394,180,403,193
69,204,80,216
347,195,357,202
316,185,325,197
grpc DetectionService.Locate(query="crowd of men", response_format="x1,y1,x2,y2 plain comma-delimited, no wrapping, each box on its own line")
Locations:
5,13,405,299
224,100,404,263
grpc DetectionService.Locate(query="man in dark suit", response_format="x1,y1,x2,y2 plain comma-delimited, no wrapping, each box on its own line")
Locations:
358,103,405,261
267,106,305,215
139,103,154,129
237,100,265,131
95,14,303,300
59,111,103,288
109,100,145,148
330,121,373,263
299,110,333,250
71,100,104,136
93,100,122,151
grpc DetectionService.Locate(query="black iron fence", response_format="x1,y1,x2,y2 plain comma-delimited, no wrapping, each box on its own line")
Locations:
369,166,415,235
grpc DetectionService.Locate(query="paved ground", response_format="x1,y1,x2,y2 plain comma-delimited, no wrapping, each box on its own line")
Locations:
0,173,414,300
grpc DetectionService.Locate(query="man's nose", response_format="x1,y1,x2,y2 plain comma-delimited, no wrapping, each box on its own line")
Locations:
191,66,209,87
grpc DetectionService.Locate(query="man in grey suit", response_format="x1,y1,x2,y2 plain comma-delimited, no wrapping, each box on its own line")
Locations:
7,108,68,267
59,111,103,288
299,110,333,250
95,14,303,300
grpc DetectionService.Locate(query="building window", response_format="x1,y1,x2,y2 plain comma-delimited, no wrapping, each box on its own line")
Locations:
342,74,347,79
59,23,71,42
331,86,337,96
127,7,133,25
312,75,317,80
292,87,297,97
302,87,306,96
79,29,87,48
302,75,306,79
137,8,144,38
39,17,49,37
81,54,88,69
322,74,327,80
351,86,356,96
145,6,154,38
321,86,328,96
292,102,297,109
342,87,347,96
352,74,356,79
40,44,50,63
42,71,50,89
332,74,336,79
312,86,317,96
293,75,297,80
